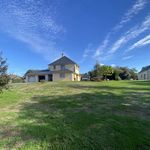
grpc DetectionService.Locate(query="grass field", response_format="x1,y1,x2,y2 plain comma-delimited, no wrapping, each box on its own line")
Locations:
0,81,150,150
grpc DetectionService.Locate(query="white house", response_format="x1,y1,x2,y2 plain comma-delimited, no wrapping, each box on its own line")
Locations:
24,55,81,82
138,65,150,80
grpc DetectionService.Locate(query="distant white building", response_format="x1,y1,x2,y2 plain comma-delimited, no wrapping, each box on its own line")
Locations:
138,65,150,80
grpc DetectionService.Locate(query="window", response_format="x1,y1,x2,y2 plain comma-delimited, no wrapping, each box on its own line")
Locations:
60,73,65,78
61,65,65,70
53,65,56,70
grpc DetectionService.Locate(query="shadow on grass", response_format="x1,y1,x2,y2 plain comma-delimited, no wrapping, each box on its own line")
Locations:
3,89,150,149
67,83,150,91
127,80,150,87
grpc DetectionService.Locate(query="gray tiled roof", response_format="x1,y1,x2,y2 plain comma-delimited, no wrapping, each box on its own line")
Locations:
49,56,77,66
139,65,150,73
25,69,52,76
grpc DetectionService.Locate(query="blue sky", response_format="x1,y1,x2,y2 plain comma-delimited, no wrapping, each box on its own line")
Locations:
0,0,150,75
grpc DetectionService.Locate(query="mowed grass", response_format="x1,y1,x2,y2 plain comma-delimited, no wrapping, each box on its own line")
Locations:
0,81,150,150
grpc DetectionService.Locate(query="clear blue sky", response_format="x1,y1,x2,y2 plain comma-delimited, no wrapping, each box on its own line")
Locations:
0,0,150,75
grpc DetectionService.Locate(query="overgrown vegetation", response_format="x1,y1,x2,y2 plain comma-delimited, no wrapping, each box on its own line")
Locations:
0,81,149,149
0,52,9,92
9,74,25,83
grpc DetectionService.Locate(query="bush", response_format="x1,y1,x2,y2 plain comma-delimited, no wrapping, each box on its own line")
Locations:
0,52,9,93
10,75,25,83
91,77,102,82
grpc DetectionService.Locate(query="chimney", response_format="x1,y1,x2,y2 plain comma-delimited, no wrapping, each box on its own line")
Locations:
61,53,64,57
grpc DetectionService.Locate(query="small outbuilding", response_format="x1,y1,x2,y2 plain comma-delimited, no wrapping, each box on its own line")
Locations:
138,65,150,80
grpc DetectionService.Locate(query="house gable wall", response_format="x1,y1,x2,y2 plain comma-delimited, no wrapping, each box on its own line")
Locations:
49,65,61,71
138,69,150,80
49,64,79,73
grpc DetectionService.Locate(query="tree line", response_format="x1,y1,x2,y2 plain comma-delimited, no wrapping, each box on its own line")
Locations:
87,63,138,81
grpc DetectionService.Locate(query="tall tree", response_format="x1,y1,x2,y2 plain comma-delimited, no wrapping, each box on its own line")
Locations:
0,52,9,92
100,65,113,80
129,68,138,80
112,67,122,80
93,62,101,77
119,67,131,80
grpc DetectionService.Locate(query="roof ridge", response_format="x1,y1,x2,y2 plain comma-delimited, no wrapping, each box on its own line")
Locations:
139,65,150,73
49,55,77,66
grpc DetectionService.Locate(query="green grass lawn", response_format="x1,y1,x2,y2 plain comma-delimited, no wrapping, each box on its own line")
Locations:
0,81,150,150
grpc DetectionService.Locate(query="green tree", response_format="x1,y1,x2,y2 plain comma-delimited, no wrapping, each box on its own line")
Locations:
119,67,131,80
113,67,122,80
100,65,113,80
0,52,9,92
93,62,101,77
129,68,138,80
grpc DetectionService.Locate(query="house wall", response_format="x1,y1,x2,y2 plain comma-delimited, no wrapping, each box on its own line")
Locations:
25,76,29,82
49,65,54,71
65,64,74,72
26,75,38,82
77,74,81,81
138,71,146,80
65,64,80,74
148,70,150,80
26,75,49,82
72,73,81,81
45,75,49,81
49,65,61,71
138,69,150,80
53,73,73,81
49,64,80,81
35,75,39,82
49,64,80,74
75,65,80,74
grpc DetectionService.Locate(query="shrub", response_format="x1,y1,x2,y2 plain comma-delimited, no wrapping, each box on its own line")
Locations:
0,52,10,92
